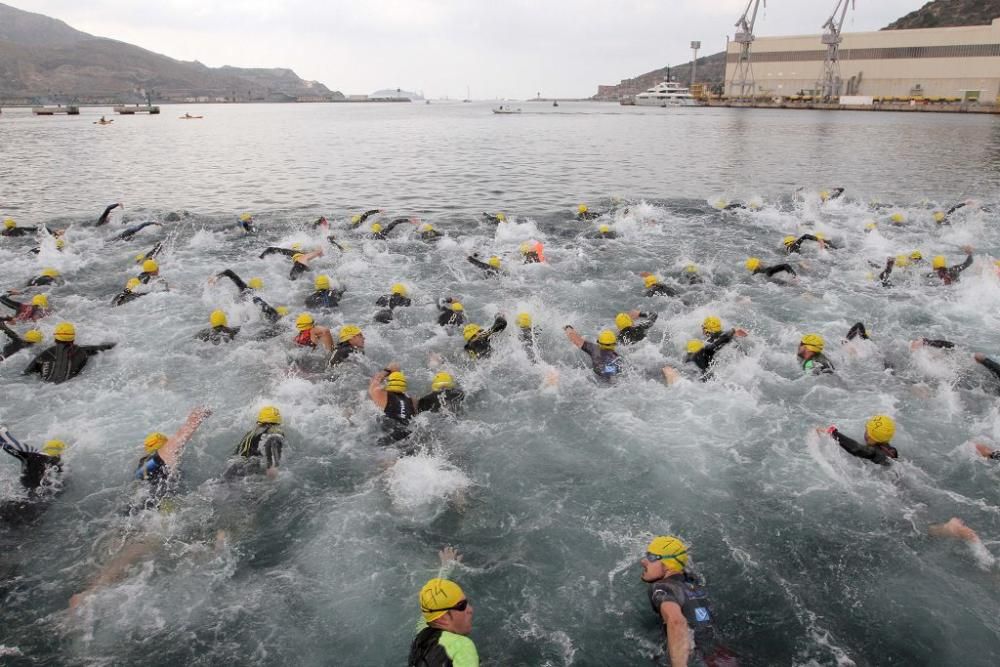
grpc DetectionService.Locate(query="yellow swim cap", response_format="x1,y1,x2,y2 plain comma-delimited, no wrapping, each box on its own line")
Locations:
702,316,722,334
685,264,698,274
391,283,408,296
56,239,65,249
314,274,331,290
519,242,532,255
894,255,910,268
865,415,895,444
686,339,705,354
291,243,303,251
276,306,290,317
819,190,830,201
239,213,252,222
597,329,617,349
643,275,659,289
258,405,282,425
31,294,49,308
209,310,227,328
865,222,877,231
3,218,15,229
578,204,588,214
338,324,362,343
488,256,501,269
890,212,904,223
462,324,482,342
615,313,633,330
910,251,922,260
126,278,141,291
371,223,383,234
496,212,506,222
783,235,796,246
815,232,826,241
351,214,361,224
451,302,464,312
420,578,465,623
386,371,407,393
933,211,946,223
24,329,43,343
516,312,532,329
142,259,158,273
932,255,946,269
295,313,314,331
713,199,727,210
40,268,59,278
144,432,168,453
800,333,824,353
420,223,433,233
599,224,610,234
248,277,264,290
291,253,305,263
42,440,66,457
745,257,761,272
432,372,455,392
646,535,688,569
54,322,75,342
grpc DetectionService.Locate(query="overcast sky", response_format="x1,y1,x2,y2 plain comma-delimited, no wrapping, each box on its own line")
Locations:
15,0,928,98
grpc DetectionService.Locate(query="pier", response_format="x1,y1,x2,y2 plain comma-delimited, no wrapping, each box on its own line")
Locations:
114,105,160,114
32,105,80,115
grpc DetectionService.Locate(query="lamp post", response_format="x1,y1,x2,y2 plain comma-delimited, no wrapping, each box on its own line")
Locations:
690,41,701,87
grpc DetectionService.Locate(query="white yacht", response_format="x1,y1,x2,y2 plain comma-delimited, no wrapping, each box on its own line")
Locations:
633,80,697,107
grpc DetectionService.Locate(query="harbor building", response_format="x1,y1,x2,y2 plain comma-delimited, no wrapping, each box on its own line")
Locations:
725,18,1000,102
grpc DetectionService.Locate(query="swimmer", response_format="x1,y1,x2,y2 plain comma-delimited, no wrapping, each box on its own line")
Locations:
312,216,329,229
411,574,478,667
237,212,257,235
700,317,745,345
798,334,835,375
640,535,739,667
374,284,412,323
26,268,62,287
680,265,703,285
519,242,542,264
418,223,443,241
0,322,42,361
565,326,623,381
292,313,333,352
639,273,677,298
134,407,212,488
466,253,505,277
95,202,123,226
463,314,508,359
329,324,365,366
928,246,974,285
663,330,747,384
481,211,507,225
305,274,346,310
2,218,41,237
816,415,898,466
135,241,162,264
615,310,658,345
593,224,617,239
259,243,302,259
288,249,324,281
973,353,1000,385
844,322,870,342
29,238,66,255
417,372,466,413
515,312,540,362
782,234,838,254
933,201,970,225
0,427,64,491
437,298,467,327
137,259,168,289
211,270,282,322
194,310,239,344
114,221,161,242
23,322,116,384
1,291,50,322
226,406,285,480
745,257,796,279
974,443,1000,461
110,278,145,307
368,218,412,239
350,209,382,228
369,364,416,443
876,257,895,287
576,204,600,220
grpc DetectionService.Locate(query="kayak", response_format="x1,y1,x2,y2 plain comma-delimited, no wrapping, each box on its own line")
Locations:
179,115,204,119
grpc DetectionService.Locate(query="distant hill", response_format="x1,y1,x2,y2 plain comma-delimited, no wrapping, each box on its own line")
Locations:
0,2,342,103
884,0,1000,30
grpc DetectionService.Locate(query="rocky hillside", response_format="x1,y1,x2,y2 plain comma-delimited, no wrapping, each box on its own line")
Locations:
884,0,1000,30
0,2,341,103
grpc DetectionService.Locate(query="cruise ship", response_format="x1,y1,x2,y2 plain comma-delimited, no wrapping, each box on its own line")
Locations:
632,80,697,107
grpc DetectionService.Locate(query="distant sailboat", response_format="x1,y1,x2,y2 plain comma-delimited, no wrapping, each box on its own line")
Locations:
463,85,471,103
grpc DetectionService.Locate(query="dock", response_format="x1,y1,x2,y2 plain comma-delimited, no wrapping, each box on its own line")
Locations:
114,105,160,115
704,99,1000,114
32,105,80,115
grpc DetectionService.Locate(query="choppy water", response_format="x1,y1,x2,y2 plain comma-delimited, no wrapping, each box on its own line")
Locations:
1,102,999,666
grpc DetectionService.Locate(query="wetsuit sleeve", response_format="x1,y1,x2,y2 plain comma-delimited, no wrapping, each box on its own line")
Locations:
978,357,1000,382
705,330,735,356
636,312,658,332
949,255,974,278
487,315,508,337
466,256,493,271
259,247,297,258
649,581,684,611
946,202,967,215
252,296,280,322
358,209,380,224
144,242,163,261
384,218,409,234
990,451,1000,461
0,295,24,312
97,203,120,226
262,433,284,468
217,269,249,292
763,263,796,277
921,339,955,349
416,393,438,413
878,259,894,287
0,321,19,342
81,343,117,355
22,350,45,375
482,212,502,224
580,341,597,357
845,323,869,341
0,436,30,463
375,295,389,307
831,430,879,462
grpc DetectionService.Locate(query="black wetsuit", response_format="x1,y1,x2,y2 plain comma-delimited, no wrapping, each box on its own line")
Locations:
829,429,897,466
111,288,144,307
419,228,443,241
580,340,624,381
305,288,346,310
465,316,507,359
26,275,59,287
687,330,737,380
648,572,731,666
369,218,409,240
878,258,895,287
381,393,416,442
1,437,61,490
785,235,837,254
23,341,116,383
931,255,973,285
138,242,162,264
682,273,704,285
2,226,39,237
260,247,299,259
229,424,284,475
939,202,968,224
825,187,845,201
845,323,869,341
976,356,1000,385
312,217,329,228
801,352,835,375
522,251,541,264
922,339,955,349
289,261,310,281
417,388,466,413
466,255,504,277
328,342,363,367
437,300,466,327
577,210,600,220
115,221,160,241
753,264,796,278
482,212,506,225
519,326,540,362
352,209,380,227
374,293,412,323
239,219,257,235
645,283,678,298
618,313,657,345
215,269,280,321
96,203,122,226
195,325,240,344
0,322,36,360
593,230,618,239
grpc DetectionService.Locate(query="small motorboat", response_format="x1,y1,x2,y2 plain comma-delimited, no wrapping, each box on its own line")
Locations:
492,106,522,115
179,113,204,119
94,116,114,125
553,101,559,107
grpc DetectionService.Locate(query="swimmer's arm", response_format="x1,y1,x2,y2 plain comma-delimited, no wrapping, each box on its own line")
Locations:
161,407,212,467
659,601,690,667
96,203,121,226
974,354,1000,381
828,429,877,462
216,269,248,292
563,326,584,349
368,369,390,409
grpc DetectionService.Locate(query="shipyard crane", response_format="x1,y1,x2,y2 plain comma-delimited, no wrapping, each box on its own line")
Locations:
729,0,765,100
819,0,855,100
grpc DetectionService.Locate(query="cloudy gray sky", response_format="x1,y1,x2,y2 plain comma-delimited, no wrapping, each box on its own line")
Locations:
15,0,928,98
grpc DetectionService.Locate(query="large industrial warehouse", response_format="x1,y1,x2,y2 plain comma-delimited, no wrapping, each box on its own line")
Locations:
725,18,1000,101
